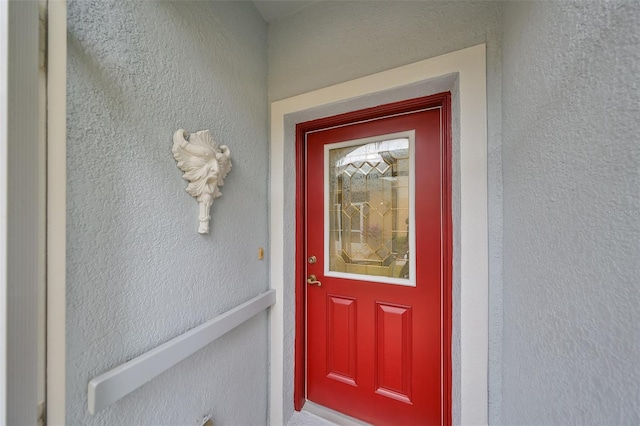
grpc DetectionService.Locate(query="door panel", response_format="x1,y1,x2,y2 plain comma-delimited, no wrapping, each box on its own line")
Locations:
326,295,357,386
302,96,451,425
375,302,412,404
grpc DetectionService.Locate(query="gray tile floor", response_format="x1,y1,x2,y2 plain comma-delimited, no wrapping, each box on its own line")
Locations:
287,410,339,426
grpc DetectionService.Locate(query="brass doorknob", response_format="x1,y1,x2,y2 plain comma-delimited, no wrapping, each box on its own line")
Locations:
307,274,322,286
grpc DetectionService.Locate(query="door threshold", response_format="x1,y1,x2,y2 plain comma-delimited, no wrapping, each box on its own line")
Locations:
301,401,371,426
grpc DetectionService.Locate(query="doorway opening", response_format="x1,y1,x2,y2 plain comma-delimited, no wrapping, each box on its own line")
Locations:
269,44,488,426
294,94,452,425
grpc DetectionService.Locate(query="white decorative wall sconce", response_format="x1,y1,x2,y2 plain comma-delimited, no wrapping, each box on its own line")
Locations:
172,129,232,234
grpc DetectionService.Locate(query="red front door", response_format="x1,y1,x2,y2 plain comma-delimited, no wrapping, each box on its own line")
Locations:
300,94,451,425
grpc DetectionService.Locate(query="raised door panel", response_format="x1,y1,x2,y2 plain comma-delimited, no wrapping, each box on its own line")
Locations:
375,302,412,404
326,295,357,386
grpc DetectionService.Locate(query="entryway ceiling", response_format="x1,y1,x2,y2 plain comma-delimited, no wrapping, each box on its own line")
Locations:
253,0,318,23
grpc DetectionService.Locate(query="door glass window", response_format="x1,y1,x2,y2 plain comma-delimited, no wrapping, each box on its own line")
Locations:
325,131,415,286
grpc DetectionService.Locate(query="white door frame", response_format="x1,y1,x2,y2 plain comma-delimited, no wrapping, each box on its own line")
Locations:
269,44,488,425
1,1,47,423
46,1,67,424
0,2,9,419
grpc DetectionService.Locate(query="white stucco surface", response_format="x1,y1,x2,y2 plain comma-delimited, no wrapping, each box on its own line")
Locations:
502,2,640,424
66,1,269,424
59,1,640,424
268,3,503,424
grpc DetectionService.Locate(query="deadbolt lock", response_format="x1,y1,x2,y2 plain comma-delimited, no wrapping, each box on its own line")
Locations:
308,255,317,264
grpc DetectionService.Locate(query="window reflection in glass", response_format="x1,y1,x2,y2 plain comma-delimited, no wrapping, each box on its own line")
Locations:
328,138,410,280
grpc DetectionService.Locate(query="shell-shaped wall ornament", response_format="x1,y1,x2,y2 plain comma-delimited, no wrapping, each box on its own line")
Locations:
172,129,232,234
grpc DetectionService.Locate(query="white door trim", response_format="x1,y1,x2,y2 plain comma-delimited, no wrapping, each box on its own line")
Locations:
269,44,488,425
46,1,67,424
3,1,45,423
0,1,9,419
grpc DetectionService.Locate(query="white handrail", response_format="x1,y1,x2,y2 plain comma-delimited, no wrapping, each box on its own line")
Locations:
88,289,276,414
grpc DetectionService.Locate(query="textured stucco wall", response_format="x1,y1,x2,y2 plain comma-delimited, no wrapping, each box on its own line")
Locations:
502,2,640,424
268,3,503,424
66,1,268,424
